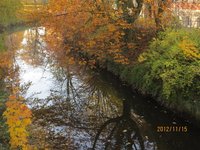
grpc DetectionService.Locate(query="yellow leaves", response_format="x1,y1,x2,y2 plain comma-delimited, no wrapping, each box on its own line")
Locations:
138,54,146,63
88,41,96,47
144,0,153,3
179,39,200,60
0,51,13,79
79,60,87,65
117,20,132,29
0,30,33,150
127,43,135,49
41,0,132,67
113,53,129,65
107,24,116,32
0,52,12,68
3,94,32,150
68,57,75,65
8,95,16,101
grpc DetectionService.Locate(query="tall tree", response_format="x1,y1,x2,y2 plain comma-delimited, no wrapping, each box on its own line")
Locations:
42,0,146,65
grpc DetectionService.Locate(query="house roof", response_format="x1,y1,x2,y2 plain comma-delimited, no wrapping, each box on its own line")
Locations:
172,2,200,10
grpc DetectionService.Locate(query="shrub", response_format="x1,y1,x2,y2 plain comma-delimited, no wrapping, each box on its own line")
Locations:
133,28,200,118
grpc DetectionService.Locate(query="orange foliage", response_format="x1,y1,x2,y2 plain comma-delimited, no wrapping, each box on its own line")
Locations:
42,0,131,66
142,0,173,29
3,85,32,150
0,52,11,68
0,30,33,150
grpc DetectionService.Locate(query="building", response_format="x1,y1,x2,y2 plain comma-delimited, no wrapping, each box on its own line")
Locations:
21,0,48,5
172,1,200,27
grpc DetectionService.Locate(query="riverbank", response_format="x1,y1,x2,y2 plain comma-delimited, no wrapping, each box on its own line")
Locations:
0,22,25,149
0,85,9,149
0,22,33,34
104,61,200,125
1,26,200,149
96,28,200,125
0,44,10,149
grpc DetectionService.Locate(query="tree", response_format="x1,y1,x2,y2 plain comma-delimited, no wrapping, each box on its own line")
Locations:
41,0,148,66
0,0,22,26
142,0,173,31
41,0,174,67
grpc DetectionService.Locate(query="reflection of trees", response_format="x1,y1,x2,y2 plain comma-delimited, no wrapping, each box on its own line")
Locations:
27,64,125,149
15,27,156,149
49,64,123,119
19,27,48,67
27,62,158,149
92,99,145,150
24,53,158,149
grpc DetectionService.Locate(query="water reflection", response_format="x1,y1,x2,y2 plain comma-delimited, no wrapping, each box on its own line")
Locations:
13,27,153,149
27,71,157,149
27,69,127,149
92,99,145,150
5,27,200,150
20,27,46,67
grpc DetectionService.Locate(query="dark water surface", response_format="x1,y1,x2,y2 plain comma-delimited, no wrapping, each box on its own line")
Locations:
4,27,200,150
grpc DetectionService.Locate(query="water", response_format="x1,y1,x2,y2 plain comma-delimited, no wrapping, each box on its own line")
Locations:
4,27,200,150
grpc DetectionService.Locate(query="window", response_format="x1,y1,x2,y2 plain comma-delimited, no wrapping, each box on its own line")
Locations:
182,16,192,27
197,17,200,28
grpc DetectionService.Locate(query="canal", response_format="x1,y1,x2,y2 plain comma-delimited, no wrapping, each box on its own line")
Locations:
3,27,200,150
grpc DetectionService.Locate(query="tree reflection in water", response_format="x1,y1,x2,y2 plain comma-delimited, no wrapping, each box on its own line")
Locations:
12,27,157,149
27,67,157,149
19,26,47,67
92,98,144,150
27,68,125,149
3,26,200,150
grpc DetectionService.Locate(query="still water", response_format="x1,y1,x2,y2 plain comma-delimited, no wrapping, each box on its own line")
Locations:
4,27,200,150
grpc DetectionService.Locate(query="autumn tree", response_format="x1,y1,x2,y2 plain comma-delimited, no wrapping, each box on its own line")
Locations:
39,0,149,66
142,0,173,30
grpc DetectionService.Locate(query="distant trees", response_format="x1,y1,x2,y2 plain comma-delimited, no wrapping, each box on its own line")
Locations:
0,0,22,26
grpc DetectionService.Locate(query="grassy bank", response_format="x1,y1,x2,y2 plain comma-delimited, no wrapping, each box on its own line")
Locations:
103,28,200,123
0,87,9,149
0,33,10,149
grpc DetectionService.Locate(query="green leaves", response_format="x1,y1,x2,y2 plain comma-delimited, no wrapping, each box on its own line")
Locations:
132,28,200,118
0,0,22,26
